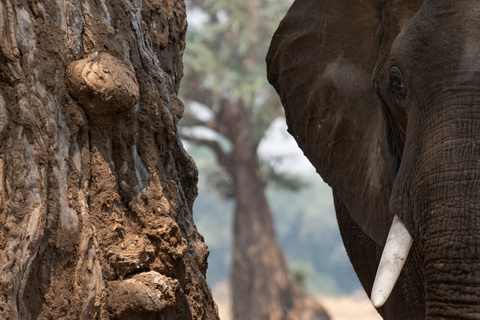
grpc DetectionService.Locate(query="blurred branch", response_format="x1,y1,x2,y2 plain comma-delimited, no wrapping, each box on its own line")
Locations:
180,134,232,172
181,111,217,131
262,161,308,192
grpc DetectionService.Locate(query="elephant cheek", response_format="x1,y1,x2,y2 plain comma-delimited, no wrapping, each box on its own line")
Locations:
387,105,424,243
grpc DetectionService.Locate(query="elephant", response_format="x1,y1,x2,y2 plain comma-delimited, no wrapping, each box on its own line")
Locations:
267,0,480,319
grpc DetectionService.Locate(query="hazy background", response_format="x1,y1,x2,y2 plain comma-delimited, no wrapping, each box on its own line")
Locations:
180,0,381,318
184,125,382,319
186,120,362,296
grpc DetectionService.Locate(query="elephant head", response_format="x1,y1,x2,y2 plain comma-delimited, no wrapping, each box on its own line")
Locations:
267,0,480,318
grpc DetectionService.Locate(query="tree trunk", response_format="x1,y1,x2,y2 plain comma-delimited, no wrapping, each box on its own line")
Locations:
229,150,331,320
219,101,330,320
0,1,218,319
230,149,294,320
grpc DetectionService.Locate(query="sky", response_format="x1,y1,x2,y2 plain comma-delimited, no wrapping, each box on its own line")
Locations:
258,118,318,174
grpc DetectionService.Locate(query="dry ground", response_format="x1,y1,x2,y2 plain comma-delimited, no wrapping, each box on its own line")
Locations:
319,291,383,320
213,282,382,320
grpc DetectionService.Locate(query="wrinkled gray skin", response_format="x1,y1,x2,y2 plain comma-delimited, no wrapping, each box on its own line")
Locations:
267,0,480,319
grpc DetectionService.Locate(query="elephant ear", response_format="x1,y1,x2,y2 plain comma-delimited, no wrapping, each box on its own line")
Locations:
266,0,395,245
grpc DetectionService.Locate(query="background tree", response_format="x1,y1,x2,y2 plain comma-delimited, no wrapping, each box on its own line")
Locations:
0,1,217,319
180,0,330,319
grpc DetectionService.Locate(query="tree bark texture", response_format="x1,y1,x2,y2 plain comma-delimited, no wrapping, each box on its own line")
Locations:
0,0,218,319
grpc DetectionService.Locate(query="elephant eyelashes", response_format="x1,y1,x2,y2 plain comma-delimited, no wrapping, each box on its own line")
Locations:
388,66,408,106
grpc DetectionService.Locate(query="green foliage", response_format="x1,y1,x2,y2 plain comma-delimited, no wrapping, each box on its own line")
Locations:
180,0,290,147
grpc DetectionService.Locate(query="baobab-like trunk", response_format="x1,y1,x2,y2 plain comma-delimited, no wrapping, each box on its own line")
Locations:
230,148,295,320
0,1,218,319
229,144,330,320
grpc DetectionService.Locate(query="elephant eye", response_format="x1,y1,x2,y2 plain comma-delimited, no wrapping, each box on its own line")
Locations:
388,66,407,106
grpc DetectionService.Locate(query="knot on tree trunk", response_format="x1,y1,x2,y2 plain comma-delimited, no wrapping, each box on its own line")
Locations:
66,52,139,115
107,271,180,320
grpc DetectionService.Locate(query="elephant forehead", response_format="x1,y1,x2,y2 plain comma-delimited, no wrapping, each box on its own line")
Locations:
392,0,480,78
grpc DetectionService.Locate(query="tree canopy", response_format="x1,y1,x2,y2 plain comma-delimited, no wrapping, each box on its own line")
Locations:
180,0,305,199
180,0,290,155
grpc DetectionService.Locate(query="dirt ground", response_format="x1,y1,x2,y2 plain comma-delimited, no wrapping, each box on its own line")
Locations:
213,282,382,320
319,292,383,320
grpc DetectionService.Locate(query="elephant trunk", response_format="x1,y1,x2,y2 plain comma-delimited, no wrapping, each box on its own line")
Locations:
387,94,480,318
415,117,480,319
423,233,480,319
419,167,480,319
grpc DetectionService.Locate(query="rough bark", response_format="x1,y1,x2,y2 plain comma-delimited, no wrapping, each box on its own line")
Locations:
0,0,218,319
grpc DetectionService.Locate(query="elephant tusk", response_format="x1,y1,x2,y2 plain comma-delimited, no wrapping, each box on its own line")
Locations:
371,215,413,308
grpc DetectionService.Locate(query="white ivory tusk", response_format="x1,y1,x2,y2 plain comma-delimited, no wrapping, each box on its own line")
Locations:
371,215,413,308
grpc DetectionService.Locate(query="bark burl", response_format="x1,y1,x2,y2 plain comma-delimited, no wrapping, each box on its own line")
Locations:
0,0,218,319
